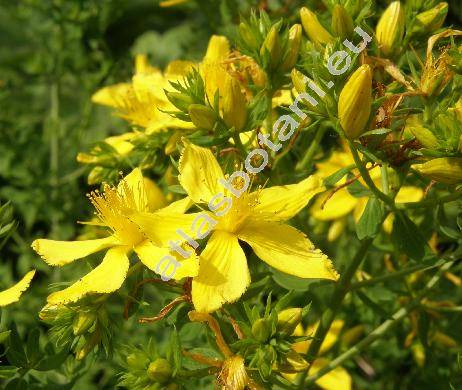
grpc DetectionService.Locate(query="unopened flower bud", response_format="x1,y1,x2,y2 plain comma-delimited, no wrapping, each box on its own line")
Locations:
411,342,426,367
188,104,216,131
260,25,282,68
405,115,439,149
376,1,405,57
331,4,354,39
222,76,247,131
291,68,307,94
239,22,258,50
338,64,373,139
127,351,150,370
252,318,272,342
147,358,173,384
413,157,462,184
73,311,96,336
412,2,448,35
300,7,333,46
280,24,302,72
277,308,302,336
279,351,309,373
76,330,102,360
218,356,248,390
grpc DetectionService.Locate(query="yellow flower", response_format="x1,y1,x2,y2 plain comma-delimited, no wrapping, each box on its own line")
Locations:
133,142,339,313
92,54,194,134
0,270,35,307
284,320,351,390
32,168,199,305
200,36,247,131
311,150,423,240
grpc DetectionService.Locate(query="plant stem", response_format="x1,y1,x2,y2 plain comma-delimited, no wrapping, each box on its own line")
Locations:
295,126,326,172
350,258,449,290
297,237,374,388
348,141,395,208
303,260,455,386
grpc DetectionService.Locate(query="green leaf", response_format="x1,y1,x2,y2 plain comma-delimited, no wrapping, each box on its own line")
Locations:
34,347,69,371
346,176,371,198
356,197,384,239
5,327,27,368
323,165,354,187
391,211,427,261
0,330,11,344
26,328,40,365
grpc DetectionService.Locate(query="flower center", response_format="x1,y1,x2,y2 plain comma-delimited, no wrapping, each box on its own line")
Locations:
89,183,146,247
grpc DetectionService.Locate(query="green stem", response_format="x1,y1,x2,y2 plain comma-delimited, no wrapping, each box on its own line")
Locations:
350,258,449,290
380,165,389,195
295,126,326,172
297,237,374,388
348,141,395,208
303,260,454,386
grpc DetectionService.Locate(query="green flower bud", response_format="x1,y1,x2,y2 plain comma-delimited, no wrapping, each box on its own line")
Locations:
376,1,405,57
412,2,448,35
75,330,101,360
277,308,302,336
126,352,150,370
291,68,306,94
278,350,309,373
73,311,96,336
338,64,373,139
405,115,439,149
239,22,258,50
188,104,216,131
413,157,462,184
260,25,282,68
331,4,354,39
280,24,302,72
147,358,173,384
252,318,272,342
300,7,333,46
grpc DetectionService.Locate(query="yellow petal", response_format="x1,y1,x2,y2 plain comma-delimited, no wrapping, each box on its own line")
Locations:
47,246,130,304
253,176,324,222
118,168,149,212
353,198,368,222
91,83,132,108
311,358,352,390
178,142,224,204
164,60,196,78
192,231,250,313
311,189,358,221
134,240,199,279
144,178,167,211
159,197,193,214
0,270,36,307
327,219,347,241
129,211,200,246
204,35,230,63
105,133,136,156
395,186,424,203
134,54,159,74
238,220,338,280
31,236,116,266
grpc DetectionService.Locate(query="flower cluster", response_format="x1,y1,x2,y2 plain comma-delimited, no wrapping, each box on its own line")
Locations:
5,1,462,389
